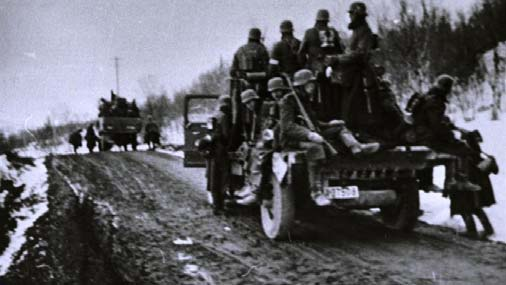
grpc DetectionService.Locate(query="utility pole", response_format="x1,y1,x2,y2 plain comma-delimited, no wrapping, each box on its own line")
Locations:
114,57,120,95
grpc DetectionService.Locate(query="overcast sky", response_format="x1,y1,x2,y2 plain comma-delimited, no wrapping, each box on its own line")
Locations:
0,0,477,131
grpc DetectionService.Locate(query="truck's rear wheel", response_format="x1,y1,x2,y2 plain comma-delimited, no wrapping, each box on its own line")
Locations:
261,176,295,240
380,180,420,232
131,135,138,151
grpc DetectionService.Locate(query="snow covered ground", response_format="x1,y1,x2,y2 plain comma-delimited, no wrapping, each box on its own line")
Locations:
420,112,506,243
0,156,49,275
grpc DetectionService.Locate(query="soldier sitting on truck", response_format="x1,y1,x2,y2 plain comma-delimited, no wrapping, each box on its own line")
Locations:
279,69,380,205
360,65,409,145
235,89,264,205
411,75,481,193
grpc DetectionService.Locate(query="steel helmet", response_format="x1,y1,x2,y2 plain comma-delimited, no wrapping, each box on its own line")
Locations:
268,77,289,92
435,74,455,92
217,94,231,106
293,69,316,87
316,9,330,21
348,2,368,16
280,20,294,33
248,28,262,41
240,89,260,104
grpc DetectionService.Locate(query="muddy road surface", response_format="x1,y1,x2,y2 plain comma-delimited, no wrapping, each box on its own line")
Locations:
5,152,506,284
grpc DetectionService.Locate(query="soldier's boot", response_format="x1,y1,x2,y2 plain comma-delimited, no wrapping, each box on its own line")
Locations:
236,190,258,206
235,183,254,198
339,129,379,155
308,164,331,206
359,142,380,154
462,214,478,238
475,208,494,236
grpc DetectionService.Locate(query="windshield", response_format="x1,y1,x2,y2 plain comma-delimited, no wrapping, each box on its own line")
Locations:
187,97,218,122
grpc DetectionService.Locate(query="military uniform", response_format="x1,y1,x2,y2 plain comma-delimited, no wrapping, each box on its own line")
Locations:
335,19,377,131
68,130,82,154
230,28,269,80
412,87,458,145
363,79,407,143
144,120,160,150
85,125,99,153
298,25,343,74
270,37,301,77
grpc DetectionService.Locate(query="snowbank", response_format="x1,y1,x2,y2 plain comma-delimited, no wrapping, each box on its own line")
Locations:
420,112,506,242
0,158,49,275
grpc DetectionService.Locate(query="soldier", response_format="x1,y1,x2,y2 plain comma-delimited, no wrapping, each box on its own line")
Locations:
144,115,160,150
209,95,233,213
85,124,99,153
298,9,344,122
279,69,379,205
230,28,270,98
235,89,263,205
68,129,82,154
269,20,301,78
412,75,481,193
364,65,408,144
330,2,379,131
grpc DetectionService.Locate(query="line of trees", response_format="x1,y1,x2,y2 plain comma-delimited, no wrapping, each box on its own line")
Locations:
377,0,506,119
139,0,505,126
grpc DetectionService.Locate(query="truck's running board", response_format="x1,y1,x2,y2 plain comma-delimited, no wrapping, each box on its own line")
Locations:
331,190,397,208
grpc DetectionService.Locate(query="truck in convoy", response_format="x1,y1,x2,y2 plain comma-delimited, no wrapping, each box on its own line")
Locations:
97,93,142,151
183,76,457,240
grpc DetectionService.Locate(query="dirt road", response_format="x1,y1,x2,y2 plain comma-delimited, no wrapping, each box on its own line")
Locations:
5,152,506,284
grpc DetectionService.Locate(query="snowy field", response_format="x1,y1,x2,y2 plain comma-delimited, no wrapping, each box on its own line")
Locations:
420,113,506,242
0,156,49,275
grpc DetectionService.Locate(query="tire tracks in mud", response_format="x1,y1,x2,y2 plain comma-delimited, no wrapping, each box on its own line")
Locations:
52,152,506,285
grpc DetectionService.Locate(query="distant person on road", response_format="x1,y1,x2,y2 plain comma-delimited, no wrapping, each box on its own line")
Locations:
85,124,99,153
144,116,160,151
68,129,82,154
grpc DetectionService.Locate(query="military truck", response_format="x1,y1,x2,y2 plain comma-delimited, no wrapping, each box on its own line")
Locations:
183,78,454,240
97,95,142,151
98,117,142,151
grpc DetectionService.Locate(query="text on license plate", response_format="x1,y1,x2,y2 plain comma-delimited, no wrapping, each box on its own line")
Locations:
324,186,359,199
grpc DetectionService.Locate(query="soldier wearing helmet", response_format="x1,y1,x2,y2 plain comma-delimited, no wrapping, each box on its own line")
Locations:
412,74,499,237
230,28,270,82
239,89,261,142
269,20,301,77
279,69,379,205
298,9,344,122
329,1,380,131
298,9,343,73
412,74,481,193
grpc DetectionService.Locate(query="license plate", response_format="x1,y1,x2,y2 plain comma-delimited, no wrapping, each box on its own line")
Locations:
323,186,359,199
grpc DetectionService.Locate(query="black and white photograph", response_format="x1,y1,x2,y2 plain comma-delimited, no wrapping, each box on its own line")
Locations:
1,0,505,284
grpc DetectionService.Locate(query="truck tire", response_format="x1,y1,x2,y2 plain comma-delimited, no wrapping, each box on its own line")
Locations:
131,135,138,151
380,180,420,232
101,137,113,151
261,176,295,240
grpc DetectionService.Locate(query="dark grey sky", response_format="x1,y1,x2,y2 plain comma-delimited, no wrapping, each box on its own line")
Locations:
0,0,476,131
